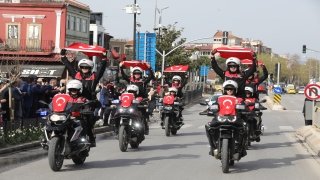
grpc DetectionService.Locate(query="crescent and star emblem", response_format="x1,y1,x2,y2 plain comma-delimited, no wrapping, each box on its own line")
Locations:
55,97,66,107
79,46,95,50
222,99,233,109
122,95,130,103
171,66,182,71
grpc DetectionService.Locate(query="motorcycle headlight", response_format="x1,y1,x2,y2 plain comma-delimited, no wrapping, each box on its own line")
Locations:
236,104,245,110
129,108,134,113
209,105,219,110
217,116,227,122
164,106,172,110
50,114,67,121
228,116,237,122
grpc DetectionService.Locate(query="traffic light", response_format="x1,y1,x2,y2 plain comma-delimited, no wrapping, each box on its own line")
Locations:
303,45,306,53
222,31,228,45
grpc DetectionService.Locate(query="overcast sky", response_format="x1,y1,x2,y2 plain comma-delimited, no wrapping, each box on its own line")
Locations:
79,0,320,59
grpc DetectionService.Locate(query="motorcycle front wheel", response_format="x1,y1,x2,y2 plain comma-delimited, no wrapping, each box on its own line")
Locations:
72,156,86,165
119,125,128,152
221,138,230,173
165,116,170,137
48,137,64,171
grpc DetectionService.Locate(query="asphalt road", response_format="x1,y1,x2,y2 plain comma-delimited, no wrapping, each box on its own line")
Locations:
1,95,320,180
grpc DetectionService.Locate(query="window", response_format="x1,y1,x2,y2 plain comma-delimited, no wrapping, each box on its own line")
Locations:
65,41,68,46
76,17,80,31
70,16,75,30
28,24,41,40
113,46,120,53
66,15,70,29
7,23,20,39
82,19,87,32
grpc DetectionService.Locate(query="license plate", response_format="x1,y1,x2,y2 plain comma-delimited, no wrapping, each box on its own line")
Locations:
112,100,120,103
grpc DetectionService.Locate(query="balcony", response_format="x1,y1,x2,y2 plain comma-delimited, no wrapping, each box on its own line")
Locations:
0,39,55,55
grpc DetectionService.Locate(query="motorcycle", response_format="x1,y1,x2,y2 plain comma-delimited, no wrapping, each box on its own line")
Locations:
38,94,96,171
159,95,184,136
205,95,250,173
244,99,267,147
113,93,149,152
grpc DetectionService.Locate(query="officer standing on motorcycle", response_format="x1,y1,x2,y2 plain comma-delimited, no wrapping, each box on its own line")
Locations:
211,50,257,98
119,62,155,135
60,49,108,147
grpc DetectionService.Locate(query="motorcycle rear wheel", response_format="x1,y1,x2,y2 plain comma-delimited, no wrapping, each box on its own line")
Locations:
165,116,170,137
48,137,64,171
221,138,230,173
119,125,128,152
72,156,86,165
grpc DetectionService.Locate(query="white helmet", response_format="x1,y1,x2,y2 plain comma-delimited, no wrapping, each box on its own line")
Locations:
245,86,254,95
78,59,94,69
168,87,178,94
223,80,238,93
226,57,241,66
172,75,182,82
132,67,143,74
127,84,139,95
67,79,83,93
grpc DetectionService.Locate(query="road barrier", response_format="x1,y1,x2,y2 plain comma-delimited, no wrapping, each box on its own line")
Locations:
273,94,281,104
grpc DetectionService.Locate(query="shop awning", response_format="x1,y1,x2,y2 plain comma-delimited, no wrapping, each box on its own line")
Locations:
20,65,66,78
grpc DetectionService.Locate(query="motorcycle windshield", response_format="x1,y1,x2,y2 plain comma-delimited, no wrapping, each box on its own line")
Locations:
245,98,255,111
51,94,70,113
163,95,175,105
120,93,134,107
217,95,237,116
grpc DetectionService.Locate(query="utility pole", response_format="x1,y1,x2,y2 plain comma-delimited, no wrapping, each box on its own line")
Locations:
133,0,137,60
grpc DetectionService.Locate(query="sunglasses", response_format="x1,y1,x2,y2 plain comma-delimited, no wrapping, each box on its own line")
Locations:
229,65,237,68
80,66,90,69
69,88,79,92
225,88,234,91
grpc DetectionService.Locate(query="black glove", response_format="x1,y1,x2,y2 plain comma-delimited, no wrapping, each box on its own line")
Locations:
252,52,257,60
60,49,67,56
101,53,107,60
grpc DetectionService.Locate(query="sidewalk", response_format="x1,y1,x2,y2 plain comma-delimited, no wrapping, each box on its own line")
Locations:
0,95,205,168
296,126,320,157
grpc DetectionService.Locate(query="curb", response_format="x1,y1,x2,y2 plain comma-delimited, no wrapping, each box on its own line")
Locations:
296,126,320,157
265,95,285,110
0,96,204,168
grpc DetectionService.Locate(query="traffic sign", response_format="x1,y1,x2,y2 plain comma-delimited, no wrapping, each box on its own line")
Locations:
273,94,281,104
273,87,282,94
304,84,320,100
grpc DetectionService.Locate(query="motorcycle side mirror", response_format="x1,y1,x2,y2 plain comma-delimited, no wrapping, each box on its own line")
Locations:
39,100,48,106
205,99,210,102
142,98,149,102
200,102,208,105
260,99,267,103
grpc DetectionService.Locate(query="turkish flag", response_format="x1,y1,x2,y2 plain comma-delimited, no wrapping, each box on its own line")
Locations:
164,65,189,72
217,95,237,116
214,47,254,60
65,43,106,59
123,60,149,70
240,59,264,67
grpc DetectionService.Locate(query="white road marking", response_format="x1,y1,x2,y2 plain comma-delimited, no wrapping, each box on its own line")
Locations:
181,124,193,129
279,126,294,130
198,125,205,129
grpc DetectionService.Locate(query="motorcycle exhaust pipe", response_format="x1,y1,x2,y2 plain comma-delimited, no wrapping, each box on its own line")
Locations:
213,149,219,159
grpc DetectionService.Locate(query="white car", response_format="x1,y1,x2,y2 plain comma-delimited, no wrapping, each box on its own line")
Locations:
298,86,305,94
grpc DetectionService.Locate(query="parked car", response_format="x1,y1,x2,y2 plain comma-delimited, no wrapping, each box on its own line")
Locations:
215,85,223,92
258,81,267,94
298,86,305,94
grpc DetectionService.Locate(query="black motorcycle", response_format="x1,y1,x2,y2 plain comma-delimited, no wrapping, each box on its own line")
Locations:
39,94,95,171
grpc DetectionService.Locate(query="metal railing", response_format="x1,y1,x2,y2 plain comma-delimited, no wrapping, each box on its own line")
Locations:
0,39,55,53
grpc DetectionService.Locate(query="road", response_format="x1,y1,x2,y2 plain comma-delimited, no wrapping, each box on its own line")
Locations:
1,95,320,180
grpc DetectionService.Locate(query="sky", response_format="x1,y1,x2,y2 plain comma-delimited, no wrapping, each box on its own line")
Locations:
79,0,320,60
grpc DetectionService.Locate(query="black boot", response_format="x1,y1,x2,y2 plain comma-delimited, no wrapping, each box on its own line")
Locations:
145,124,149,135
89,136,96,147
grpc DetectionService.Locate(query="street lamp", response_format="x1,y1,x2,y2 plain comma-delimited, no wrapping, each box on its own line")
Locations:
136,22,141,60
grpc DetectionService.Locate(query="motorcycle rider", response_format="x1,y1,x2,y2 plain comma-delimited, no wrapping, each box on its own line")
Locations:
103,84,121,129
125,84,149,138
163,75,188,120
245,63,268,110
211,49,257,98
60,49,108,147
244,86,262,142
162,87,184,128
119,62,155,135
205,80,247,157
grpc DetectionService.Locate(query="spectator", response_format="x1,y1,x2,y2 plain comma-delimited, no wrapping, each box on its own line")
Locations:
148,88,158,120
160,84,169,97
20,75,51,119
1,79,24,129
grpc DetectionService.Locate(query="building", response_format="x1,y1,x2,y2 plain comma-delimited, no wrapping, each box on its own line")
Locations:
0,0,90,80
212,30,243,48
89,12,104,46
184,43,213,59
242,39,272,54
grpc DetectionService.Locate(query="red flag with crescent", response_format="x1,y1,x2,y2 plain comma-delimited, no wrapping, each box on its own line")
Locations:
217,95,237,116
120,93,134,107
65,43,106,59
214,47,254,60
123,60,149,70
52,94,70,112
163,95,175,105
163,65,189,73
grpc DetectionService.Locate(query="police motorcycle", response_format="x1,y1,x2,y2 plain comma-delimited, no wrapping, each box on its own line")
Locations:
38,94,96,171
205,95,252,173
113,85,149,152
159,88,184,136
243,88,267,147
